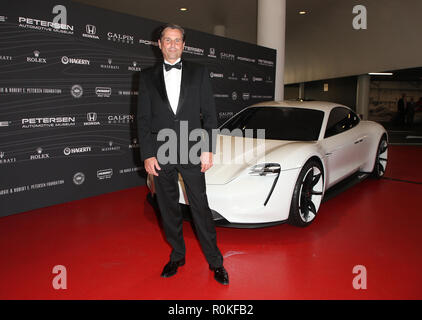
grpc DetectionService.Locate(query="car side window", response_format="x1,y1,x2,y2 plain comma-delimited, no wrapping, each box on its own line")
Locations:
324,107,360,138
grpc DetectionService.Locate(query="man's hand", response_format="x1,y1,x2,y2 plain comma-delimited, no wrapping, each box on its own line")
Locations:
200,152,213,173
144,157,161,176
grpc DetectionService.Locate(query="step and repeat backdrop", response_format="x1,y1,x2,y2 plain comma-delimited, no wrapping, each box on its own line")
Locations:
0,0,276,217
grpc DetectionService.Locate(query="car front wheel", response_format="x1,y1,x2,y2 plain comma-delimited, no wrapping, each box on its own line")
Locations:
288,159,324,227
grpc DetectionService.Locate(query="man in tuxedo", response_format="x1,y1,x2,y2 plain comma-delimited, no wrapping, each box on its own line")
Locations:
137,24,228,285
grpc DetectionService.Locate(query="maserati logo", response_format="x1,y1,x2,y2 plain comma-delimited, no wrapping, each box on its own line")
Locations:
86,24,96,35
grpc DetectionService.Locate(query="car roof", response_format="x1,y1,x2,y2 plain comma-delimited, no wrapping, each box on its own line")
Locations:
249,100,350,113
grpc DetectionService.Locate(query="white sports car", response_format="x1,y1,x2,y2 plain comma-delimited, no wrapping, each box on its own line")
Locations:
147,101,388,228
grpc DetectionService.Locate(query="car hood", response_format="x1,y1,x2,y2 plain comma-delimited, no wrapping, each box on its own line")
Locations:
205,134,296,185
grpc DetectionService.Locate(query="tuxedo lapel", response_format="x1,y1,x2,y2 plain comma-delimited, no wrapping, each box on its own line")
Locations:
153,64,175,116
175,60,189,116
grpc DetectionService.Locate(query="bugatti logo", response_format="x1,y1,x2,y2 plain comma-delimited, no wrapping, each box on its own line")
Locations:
87,112,97,122
71,85,83,98
95,87,112,97
73,172,85,185
86,24,96,35
97,168,113,180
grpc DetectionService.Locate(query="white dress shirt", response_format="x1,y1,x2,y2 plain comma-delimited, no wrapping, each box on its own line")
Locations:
163,58,182,114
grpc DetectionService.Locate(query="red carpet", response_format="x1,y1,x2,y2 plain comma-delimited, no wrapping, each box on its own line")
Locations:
0,146,421,299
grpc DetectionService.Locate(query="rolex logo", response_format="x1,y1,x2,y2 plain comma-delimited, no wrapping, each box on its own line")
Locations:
108,58,112,65
36,147,43,154
34,50,40,58
0,152,4,159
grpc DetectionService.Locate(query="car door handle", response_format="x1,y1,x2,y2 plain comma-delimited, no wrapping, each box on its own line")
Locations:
354,138,364,144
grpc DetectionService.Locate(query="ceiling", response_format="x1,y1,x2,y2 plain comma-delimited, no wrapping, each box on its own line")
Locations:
73,0,336,44
73,0,422,83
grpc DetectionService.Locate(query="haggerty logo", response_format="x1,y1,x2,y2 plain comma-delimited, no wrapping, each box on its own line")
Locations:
71,85,83,98
64,146,91,156
61,56,90,65
18,5,74,35
73,172,85,185
210,72,223,79
27,50,47,64
83,24,100,39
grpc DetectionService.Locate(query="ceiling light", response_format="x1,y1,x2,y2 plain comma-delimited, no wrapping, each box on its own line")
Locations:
368,72,393,76
299,11,307,15
180,7,188,12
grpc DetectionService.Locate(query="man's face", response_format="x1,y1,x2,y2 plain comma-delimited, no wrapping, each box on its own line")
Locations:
158,28,185,63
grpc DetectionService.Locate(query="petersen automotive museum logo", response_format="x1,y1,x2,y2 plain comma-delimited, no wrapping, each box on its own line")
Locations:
18,5,74,35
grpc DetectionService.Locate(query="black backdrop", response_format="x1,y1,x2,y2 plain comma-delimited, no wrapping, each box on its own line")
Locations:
0,0,276,217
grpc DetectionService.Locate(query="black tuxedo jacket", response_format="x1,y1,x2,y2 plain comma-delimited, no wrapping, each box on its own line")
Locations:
137,60,218,166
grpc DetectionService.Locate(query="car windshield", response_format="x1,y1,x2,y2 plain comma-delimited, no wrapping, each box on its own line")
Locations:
219,106,324,141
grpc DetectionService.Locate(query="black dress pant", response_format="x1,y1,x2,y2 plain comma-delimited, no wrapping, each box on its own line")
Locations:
153,164,223,268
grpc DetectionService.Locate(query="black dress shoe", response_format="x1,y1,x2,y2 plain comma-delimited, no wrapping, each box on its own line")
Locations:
161,258,185,278
210,266,229,285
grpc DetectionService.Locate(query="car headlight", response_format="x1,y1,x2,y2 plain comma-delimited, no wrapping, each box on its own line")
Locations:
249,163,281,176
248,163,281,206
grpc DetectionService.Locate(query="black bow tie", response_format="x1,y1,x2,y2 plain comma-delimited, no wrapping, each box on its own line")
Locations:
164,61,182,71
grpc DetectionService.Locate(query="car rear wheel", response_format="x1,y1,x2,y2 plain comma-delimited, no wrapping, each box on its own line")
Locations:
288,159,324,227
372,136,388,179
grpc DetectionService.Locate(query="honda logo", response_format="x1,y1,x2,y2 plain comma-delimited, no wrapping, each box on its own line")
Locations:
86,24,96,35
87,112,97,122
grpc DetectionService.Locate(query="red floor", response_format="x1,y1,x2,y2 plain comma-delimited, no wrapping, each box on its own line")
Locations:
0,146,421,300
